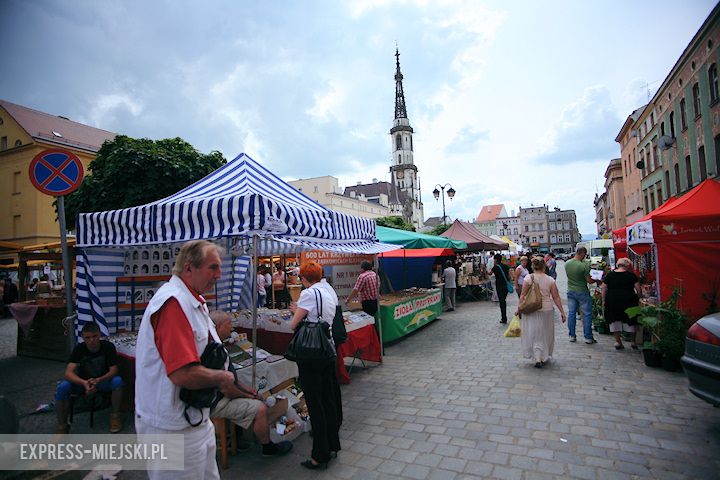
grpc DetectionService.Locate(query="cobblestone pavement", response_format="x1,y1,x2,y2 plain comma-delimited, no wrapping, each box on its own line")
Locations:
1,263,720,479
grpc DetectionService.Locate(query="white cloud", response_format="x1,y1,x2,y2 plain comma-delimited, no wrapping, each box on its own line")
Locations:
306,81,346,122
84,93,143,128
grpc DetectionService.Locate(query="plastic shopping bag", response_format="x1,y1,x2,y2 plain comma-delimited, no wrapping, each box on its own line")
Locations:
503,315,521,338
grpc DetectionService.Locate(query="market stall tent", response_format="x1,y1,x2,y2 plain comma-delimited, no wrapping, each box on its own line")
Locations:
376,226,466,249
440,220,508,251
74,153,399,337
626,178,720,320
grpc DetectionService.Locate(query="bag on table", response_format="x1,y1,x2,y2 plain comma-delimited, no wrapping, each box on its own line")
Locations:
503,315,521,337
285,289,337,362
518,274,542,314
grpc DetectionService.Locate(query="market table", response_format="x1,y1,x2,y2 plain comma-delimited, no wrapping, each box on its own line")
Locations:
378,288,443,343
10,300,72,361
109,333,298,411
233,309,380,384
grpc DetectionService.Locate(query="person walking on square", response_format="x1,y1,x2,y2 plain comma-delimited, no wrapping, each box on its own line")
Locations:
517,257,567,368
602,257,641,350
546,253,557,280
565,246,598,344
514,256,530,299
346,261,379,316
290,262,342,470
135,240,236,479
54,322,124,434
491,253,512,323
442,260,457,312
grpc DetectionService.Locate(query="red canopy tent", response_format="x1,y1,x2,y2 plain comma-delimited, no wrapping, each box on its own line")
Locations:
626,179,720,320
612,195,682,259
440,220,508,251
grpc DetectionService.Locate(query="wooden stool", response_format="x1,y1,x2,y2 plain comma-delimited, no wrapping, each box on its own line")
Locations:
211,417,237,469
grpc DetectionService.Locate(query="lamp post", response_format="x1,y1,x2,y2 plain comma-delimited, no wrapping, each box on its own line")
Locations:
432,183,456,226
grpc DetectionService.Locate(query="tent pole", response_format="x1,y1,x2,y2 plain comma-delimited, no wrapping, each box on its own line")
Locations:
373,254,383,358
251,234,259,391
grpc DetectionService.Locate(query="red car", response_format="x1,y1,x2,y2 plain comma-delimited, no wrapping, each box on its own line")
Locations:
681,312,720,407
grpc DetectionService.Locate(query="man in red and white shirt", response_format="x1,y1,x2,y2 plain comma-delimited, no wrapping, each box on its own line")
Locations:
346,260,380,316
135,240,235,479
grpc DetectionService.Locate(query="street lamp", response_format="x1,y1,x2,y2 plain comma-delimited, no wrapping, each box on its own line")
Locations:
432,183,456,225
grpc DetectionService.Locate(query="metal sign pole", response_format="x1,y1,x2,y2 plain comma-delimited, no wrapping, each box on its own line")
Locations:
57,195,75,349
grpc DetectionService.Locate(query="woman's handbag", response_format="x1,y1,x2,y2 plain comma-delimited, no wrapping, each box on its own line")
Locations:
496,264,513,293
518,274,543,314
285,289,337,362
332,305,348,346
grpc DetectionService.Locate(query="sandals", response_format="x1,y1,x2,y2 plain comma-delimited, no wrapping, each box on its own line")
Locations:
301,459,328,470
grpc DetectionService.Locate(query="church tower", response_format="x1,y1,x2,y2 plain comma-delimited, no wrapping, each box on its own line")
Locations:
389,48,424,229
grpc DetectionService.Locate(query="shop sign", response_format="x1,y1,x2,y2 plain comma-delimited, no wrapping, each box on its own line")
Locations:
627,220,653,245
380,290,443,343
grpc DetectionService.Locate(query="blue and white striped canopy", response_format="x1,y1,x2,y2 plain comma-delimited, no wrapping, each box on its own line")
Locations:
76,153,396,253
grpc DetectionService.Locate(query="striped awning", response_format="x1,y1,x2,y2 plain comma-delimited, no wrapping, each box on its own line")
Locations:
76,153,390,252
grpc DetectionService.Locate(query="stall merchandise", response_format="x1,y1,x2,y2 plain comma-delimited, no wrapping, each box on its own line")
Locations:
376,288,443,343
624,179,720,320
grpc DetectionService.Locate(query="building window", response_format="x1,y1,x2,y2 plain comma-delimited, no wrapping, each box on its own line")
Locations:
674,163,681,195
410,136,413,151
551,235,556,243
699,146,707,181
1,136,6,150
532,236,537,243
513,228,518,234
710,64,719,104
565,234,570,242
660,121,665,136
650,191,656,211
524,225,529,232
313,186,319,193
680,98,688,130
644,193,649,213
685,155,693,189
669,111,676,138
650,112,655,126
665,170,671,198
396,134,402,150
653,138,660,169
398,154,401,164
656,182,663,204
692,83,701,118
14,140,21,147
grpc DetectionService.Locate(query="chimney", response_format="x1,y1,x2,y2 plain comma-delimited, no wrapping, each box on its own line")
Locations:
372,178,378,183
356,181,362,186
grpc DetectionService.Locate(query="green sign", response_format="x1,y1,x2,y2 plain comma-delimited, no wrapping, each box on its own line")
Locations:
379,289,443,343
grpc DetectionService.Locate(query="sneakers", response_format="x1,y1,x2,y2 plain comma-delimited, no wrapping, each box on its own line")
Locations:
585,338,598,344
262,440,293,457
569,336,577,342
110,413,123,433
56,424,70,434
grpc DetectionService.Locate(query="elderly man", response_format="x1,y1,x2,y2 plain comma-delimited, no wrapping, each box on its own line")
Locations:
135,240,236,479
209,311,292,457
565,246,600,344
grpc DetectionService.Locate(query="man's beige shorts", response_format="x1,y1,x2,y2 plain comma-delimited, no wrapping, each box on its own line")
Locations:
211,396,262,429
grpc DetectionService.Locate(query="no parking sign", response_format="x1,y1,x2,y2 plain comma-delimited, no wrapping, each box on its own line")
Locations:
28,148,84,196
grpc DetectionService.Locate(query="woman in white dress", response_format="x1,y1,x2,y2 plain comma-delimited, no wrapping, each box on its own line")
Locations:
517,256,567,368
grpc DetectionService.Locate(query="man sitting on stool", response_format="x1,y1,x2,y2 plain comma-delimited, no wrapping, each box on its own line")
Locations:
55,322,124,433
209,311,293,457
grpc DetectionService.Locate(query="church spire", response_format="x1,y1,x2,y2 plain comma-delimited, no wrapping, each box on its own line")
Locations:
394,48,408,119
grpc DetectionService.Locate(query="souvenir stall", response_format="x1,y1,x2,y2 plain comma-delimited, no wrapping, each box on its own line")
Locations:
75,154,400,402
626,178,720,321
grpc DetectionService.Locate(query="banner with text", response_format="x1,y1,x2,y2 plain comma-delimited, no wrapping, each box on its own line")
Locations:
300,251,373,299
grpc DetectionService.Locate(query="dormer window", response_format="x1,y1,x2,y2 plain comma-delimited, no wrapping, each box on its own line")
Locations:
52,131,63,138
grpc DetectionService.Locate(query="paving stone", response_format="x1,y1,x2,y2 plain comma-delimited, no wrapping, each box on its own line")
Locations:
489,465,523,480
437,456,467,473
401,463,431,480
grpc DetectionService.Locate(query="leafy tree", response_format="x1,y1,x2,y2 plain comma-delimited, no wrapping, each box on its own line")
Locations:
64,136,226,229
426,224,450,236
375,216,415,231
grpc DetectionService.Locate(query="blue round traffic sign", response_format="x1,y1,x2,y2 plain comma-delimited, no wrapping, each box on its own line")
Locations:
29,148,85,196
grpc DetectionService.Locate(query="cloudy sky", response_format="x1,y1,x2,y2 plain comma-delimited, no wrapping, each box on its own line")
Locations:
1,0,716,234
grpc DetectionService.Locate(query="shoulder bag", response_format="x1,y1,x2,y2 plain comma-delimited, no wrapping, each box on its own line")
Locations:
518,274,543,314
285,289,337,362
179,341,228,426
332,305,348,346
497,264,514,293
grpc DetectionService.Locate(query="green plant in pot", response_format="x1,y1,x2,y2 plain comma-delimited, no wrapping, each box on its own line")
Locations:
626,289,688,370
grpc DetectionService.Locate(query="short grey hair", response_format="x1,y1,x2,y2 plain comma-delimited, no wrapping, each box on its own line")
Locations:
172,240,224,276
617,257,632,268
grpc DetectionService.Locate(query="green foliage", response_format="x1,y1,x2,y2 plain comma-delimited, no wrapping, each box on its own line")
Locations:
376,216,415,231
426,224,450,236
625,289,688,360
64,136,226,229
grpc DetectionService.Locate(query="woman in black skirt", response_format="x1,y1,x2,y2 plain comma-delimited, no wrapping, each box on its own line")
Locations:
601,257,641,350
